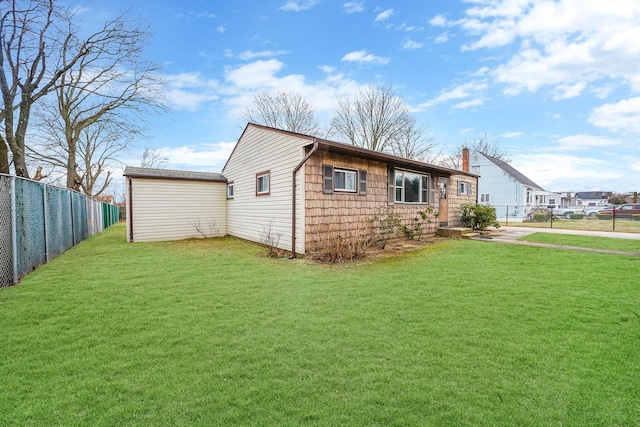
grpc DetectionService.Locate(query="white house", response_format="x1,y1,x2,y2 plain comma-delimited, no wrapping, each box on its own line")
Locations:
125,124,479,254
469,150,561,221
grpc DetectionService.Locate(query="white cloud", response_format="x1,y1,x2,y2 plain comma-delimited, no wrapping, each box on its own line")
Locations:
555,134,621,151
236,50,289,60
499,131,523,138
453,98,484,109
434,33,449,43
160,143,236,169
417,81,488,109
343,2,364,13
163,72,221,111
402,40,423,50
429,14,447,27
341,50,389,65
589,97,640,134
215,26,225,33
279,0,319,12
374,8,394,22
455,0,640,97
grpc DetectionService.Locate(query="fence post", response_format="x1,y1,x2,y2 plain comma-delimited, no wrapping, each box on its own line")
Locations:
505,206,509,226
43,185,50,263
10,177,18,285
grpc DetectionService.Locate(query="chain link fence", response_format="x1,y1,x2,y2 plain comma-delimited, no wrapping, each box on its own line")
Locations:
490,204,639,231
1,174,120,288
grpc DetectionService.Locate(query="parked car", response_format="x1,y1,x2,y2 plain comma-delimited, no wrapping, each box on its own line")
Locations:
547,204,584,219
583,204,613,216
598,203,640,218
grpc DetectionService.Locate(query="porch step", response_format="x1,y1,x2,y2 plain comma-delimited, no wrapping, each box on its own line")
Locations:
437,227,475,239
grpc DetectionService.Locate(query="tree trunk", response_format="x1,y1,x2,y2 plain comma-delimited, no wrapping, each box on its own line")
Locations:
0,137,9,174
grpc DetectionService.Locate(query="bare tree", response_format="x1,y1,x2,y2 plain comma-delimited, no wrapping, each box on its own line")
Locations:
27,8,163,190
0,0,83,177
439,133,511,170
140,145,168,168
390,117,440,162
331,85,432,159
243,91,319,135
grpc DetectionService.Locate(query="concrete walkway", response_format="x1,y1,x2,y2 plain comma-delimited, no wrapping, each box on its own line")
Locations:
472,226,640,256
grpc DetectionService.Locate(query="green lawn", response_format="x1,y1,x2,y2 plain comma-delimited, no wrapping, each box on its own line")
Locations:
1,223,639,426
520,232,640,252
502,217,640,233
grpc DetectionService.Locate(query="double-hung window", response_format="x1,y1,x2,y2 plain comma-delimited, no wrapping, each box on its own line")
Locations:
394,170,429,204
256,171,270,196
322,165,366,195
334,168,357,192
227,182,234,199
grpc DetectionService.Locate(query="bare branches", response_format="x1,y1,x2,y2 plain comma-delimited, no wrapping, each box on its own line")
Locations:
330,85,435,161
243,91,319,135
438,133,511,170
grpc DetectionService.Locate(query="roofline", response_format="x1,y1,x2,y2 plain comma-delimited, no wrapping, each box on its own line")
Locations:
123,167,227,183
225,123,476,177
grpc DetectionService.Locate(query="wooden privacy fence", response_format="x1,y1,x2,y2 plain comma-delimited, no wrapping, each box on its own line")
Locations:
0,174,120,288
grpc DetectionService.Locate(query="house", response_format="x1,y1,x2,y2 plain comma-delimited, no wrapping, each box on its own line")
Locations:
469,150,561,221
574,191,612,206
125,123,478,254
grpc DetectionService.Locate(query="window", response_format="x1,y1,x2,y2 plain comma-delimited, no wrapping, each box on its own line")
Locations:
322,165,366,195
480,193,491,203
334,168,357,192
395,170,430,204
471,165,480,175
256,171,270,196
458,181,472,196
549,198,556,205
227,182,234,199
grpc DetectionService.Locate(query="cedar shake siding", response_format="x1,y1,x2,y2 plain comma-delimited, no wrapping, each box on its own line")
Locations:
304,149,476,251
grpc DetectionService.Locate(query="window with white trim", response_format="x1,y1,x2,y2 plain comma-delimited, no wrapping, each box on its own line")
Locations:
471,165,480,175
395,170,430,204
256,171,270,196
322,165,367,195
227,182,234,199
480,193,491,203
458,180,472,196
334,168,357,192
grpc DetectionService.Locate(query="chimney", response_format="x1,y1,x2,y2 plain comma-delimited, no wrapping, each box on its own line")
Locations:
462,148,469,172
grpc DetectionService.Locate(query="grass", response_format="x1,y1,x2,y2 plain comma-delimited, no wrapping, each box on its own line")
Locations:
502,217,640,233
1,223,639,425
519,232,640,252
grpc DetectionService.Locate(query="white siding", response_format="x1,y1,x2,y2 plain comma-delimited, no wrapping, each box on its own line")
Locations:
127,178,227,242
470,152,527,220
222,125,308,252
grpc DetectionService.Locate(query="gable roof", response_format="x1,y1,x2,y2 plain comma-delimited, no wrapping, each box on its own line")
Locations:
226,123,477,177
575,191,611,199
474,151,543,190
123,166,226,183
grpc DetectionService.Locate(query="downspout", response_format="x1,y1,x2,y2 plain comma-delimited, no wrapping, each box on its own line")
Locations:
128,177,134,242
291,139,318,258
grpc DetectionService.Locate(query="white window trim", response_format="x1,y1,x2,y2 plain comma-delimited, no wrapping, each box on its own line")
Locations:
334,168,357,193
227,182,234,199
395,169,430,204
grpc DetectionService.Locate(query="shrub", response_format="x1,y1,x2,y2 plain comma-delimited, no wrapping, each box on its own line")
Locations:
533,212,548,222
459,203,500,231
406,208,437,241
370,208,402,249
259,219,285,257
597,214,612,220
309,226,369,263
633,214,640,221
191,218,219,238
569,213,585,219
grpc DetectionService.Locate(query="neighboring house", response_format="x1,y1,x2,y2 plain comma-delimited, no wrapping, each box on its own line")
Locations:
125,123,478,254
469,150,561,221
574,191,612,206
124,168,227,242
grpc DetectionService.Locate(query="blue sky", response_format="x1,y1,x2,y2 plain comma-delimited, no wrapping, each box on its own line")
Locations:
83,0,639,193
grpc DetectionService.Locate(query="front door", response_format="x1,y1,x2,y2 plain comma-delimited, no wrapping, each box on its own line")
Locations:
438,177,449,226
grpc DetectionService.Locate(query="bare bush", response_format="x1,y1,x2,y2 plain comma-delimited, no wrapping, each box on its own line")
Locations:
191,219,219,238
309,226,369,263
260,219,284,257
